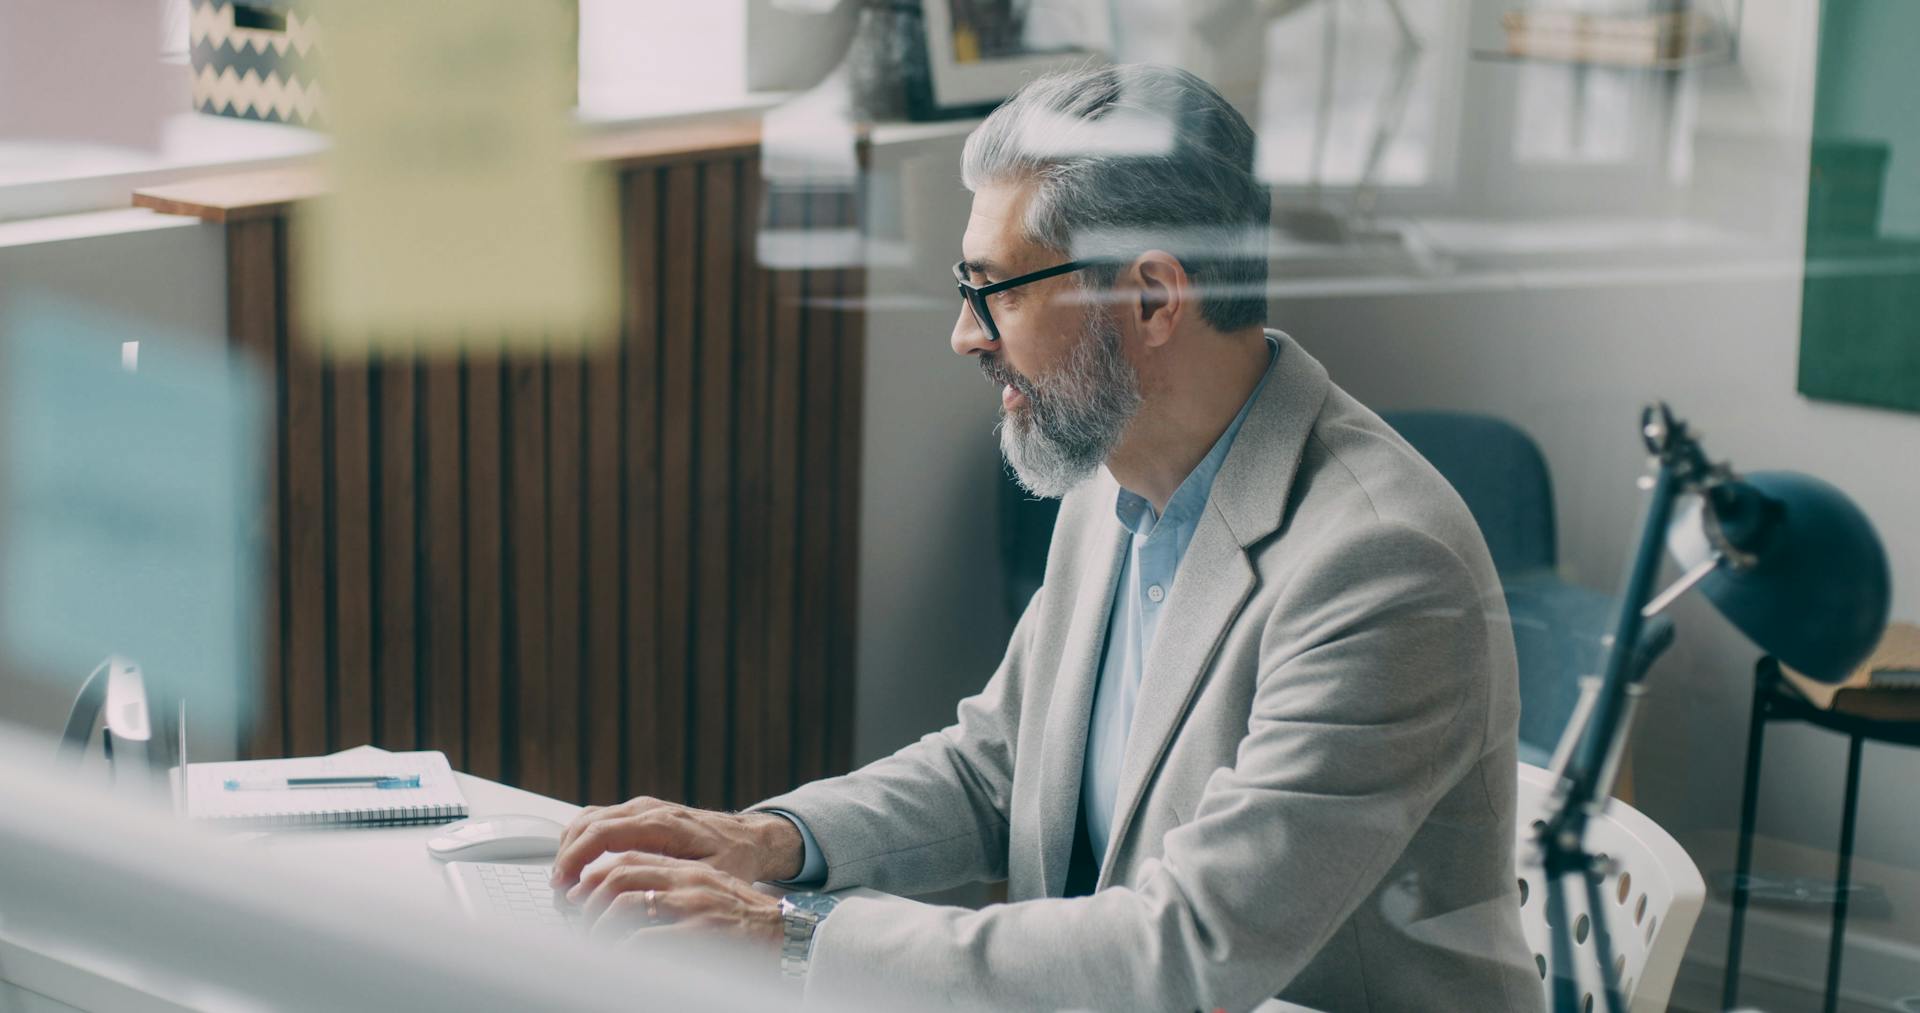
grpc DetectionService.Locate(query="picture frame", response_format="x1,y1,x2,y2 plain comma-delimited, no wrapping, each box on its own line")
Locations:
907,1,1108,121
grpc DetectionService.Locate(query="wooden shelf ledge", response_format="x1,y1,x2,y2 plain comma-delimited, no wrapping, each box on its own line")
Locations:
134,115,769,223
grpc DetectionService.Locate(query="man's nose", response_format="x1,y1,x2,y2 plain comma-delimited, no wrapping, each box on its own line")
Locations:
951,305,994,358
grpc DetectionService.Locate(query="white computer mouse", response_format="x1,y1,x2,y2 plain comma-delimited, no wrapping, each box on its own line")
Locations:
425,814,567,862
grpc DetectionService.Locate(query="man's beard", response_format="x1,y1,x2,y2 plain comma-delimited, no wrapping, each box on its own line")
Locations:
981,310,1142,499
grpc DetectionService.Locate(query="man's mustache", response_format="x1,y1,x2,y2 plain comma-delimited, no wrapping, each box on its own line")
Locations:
980,353,1038,403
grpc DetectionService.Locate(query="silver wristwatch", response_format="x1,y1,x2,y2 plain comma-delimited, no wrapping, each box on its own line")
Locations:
778,891,839,978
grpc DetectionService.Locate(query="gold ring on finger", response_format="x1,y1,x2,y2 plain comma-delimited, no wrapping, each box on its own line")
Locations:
644,888,658,921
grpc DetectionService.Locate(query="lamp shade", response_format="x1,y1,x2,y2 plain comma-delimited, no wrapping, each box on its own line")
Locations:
1667,471,1891,683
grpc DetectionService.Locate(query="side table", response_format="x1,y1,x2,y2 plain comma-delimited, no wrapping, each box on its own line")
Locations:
1721,656,1920,1013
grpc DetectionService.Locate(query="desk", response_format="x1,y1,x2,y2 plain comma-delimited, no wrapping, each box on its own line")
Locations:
0,766,584,1013
3,756,1317,1013
237,767,585,909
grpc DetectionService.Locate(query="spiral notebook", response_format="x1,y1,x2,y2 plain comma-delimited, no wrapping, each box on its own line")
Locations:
185,749,467,829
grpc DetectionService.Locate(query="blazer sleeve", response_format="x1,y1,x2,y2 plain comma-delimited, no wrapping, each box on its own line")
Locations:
795,522,1502,1013
748,587,1045,897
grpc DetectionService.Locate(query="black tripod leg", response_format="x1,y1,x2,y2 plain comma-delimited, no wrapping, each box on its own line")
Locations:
1823,734,1865,1013
1721,667,1770,1011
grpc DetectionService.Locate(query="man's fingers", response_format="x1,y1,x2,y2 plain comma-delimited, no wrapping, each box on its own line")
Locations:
579,862,669,924
569,841,670,899
551,809,684,887
585,867,716,939
591,888,671,939
577,856,705,929
552,797,672,883
555,804,605,858
553,804,628,885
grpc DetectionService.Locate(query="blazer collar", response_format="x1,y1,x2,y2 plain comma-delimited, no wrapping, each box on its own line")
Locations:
1208,329,1333,551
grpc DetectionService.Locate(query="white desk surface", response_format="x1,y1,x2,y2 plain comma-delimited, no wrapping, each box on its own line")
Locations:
3,750,1316,1013
0,761,589,1013
231,765,585,909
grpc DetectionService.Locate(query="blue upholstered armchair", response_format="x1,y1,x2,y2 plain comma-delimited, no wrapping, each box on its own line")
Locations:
1381,411,1675,767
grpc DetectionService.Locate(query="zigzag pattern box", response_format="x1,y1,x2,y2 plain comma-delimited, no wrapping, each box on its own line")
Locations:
189,0,322,126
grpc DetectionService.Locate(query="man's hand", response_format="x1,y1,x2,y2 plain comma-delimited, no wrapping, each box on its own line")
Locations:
567,852,784,948
548,797,805,890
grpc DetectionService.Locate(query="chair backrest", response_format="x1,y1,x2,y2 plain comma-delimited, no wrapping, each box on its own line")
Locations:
1513,764,1706,1013
1381,410,1557,574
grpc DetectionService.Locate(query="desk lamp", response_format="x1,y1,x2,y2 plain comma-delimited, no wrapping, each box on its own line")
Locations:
1537,402,1890,1013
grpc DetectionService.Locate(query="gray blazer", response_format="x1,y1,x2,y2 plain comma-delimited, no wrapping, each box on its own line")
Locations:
758,333,1542,1012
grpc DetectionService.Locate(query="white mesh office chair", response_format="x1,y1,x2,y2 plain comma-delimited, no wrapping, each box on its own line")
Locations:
1514,763,1706,1013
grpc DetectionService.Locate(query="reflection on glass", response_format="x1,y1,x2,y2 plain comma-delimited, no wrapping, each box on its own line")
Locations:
945,0,1105,64
1255,0,1458,189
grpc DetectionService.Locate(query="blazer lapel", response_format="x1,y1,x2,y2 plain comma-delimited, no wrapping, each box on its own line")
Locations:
1097,331,1333,886
1099,510,1253,886
1034,488,1128,898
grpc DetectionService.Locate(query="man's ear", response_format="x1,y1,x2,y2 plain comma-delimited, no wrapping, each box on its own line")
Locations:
1130,250,1188,349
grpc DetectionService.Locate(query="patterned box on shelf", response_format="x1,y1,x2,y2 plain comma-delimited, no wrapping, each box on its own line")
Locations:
188,0,323,127
188,1,581,129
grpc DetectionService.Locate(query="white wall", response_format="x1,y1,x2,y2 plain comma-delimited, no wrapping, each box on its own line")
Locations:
852,130,1015,765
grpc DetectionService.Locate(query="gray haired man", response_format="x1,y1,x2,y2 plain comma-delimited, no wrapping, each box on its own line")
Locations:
550,63,1541,1012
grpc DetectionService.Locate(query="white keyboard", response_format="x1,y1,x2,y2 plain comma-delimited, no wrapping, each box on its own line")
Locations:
444,861,578,929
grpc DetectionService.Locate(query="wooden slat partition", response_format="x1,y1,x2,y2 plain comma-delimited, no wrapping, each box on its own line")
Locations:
145,126,863,808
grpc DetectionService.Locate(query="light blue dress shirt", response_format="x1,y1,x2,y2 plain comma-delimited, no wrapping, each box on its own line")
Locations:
774,335,1279,887
1079,335,1277,866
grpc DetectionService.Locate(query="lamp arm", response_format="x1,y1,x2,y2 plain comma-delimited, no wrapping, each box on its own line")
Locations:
1538,401,1723,1013
1537,453,1680,1013
1557,456,1681,818
1641,551,1724,619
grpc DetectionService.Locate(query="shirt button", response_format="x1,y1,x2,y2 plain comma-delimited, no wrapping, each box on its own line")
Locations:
1147,584,1165,603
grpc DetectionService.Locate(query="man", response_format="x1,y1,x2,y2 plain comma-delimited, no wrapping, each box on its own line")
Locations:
550,64,1540,1012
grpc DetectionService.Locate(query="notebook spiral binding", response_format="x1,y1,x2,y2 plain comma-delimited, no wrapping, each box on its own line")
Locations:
204,800,466,830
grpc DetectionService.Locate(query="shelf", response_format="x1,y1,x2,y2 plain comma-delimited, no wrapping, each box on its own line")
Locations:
1472,46,1736,73
1478,0,1743,74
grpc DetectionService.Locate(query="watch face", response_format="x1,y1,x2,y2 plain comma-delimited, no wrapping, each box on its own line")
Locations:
787,891,840,917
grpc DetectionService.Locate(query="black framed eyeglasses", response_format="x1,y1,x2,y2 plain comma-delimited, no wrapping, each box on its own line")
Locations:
952,257,1102,342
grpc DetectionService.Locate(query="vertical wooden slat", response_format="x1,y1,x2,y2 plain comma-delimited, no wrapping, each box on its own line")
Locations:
374,355,418,751
507,359,551,795
333,360,375,750
282,228,330,759
621,169,662,801
584,344,624,804
422,359,466,764
764,261,805,795
465,358,505,780
691,161,737,808
548,356,586,802
827,193,864,777
656,163,699,801
228,219,284,759
793,193,841,785
730,158,771,804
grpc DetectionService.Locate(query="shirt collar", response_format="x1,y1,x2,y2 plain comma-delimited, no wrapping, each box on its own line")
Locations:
1114,335,1281,536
